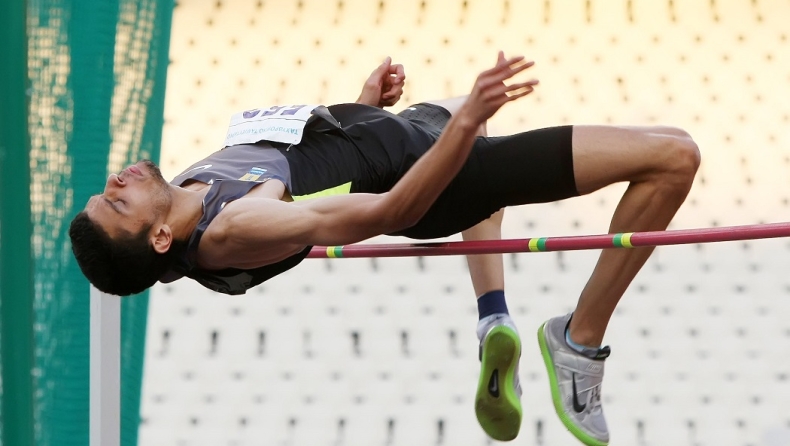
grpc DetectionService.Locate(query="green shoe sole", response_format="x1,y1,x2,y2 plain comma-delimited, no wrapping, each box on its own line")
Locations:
475,325,523,441
537,322,608,446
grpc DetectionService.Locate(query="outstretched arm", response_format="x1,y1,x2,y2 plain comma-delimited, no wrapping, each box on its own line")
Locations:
204,52,538,269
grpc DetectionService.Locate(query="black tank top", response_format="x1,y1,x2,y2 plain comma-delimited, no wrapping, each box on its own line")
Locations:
161,111,342,295
159,104,435,294
161,178,312,295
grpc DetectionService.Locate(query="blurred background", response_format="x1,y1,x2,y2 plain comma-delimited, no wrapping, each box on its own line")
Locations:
2,1,790,445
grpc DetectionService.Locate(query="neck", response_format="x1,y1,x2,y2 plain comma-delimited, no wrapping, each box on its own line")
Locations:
165,184,208,241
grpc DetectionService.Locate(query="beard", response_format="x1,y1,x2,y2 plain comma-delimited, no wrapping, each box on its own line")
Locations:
140,159,167,185
140,159,172,216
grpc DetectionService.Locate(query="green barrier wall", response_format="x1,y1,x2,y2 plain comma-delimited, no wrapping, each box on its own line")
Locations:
1,0,35,445
1,0,173,444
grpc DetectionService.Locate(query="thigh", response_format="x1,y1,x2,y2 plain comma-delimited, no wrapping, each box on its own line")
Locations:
394,125,578,239
478,125,578,206
571,125,697,195
390,156,493,239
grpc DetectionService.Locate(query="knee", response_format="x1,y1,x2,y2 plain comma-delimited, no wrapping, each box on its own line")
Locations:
647,127,701,190
667,128,700,174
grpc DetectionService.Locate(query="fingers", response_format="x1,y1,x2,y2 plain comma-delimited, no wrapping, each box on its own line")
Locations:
382,91,402,100
490,59,533,80
389,63,405,85
462,52,539,122
381,84,404,102
381,61,406,105
367,57,396,87
505,79,539,92
497,50,506,65
489,79,538,100
476,59,532,92
475,57,535,95
507,89,533,100
490,55,527,72
505,83,537,99
381,89,403,102
382,71,405,98
376,57,404,82
370,56,392,79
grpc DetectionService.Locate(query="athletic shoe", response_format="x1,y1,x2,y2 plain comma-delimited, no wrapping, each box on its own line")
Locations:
474,314,523,441
538,313,611,446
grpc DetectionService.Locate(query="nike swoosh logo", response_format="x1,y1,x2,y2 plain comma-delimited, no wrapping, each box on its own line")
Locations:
488,369,499,397
572,373,586,412
178,164,212,176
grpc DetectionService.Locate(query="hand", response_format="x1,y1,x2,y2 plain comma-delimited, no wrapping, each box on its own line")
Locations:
460,51,538,125
356,57,406,108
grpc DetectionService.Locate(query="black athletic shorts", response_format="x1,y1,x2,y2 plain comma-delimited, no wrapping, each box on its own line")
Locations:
283,103,578,239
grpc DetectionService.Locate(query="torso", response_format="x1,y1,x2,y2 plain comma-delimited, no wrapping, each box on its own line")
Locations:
162,103,441,294
180,178,300,270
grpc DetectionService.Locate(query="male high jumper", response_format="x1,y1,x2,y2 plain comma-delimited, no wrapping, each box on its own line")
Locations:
70,52,700,445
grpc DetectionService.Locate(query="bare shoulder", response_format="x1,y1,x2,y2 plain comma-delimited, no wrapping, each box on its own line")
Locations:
196,196,310,270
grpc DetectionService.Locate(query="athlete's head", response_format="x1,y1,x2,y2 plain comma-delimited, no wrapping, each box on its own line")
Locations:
69,160,186,296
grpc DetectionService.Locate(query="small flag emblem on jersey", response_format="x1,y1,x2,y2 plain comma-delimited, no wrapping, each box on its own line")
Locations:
239,167,267,181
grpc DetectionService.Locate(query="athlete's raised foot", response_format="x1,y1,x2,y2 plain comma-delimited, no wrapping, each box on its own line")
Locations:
538,313,610,446
474,314,523,441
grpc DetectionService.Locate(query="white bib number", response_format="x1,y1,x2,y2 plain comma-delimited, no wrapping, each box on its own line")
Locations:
223,104,322,147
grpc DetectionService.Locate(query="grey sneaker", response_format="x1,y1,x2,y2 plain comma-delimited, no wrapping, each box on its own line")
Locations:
537,314,610,446
474,314,523,441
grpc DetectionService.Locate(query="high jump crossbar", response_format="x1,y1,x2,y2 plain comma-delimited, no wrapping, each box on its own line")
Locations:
308,222,790,258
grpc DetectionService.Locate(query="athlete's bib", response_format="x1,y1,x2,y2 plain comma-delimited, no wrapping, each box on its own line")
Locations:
222,104,339,147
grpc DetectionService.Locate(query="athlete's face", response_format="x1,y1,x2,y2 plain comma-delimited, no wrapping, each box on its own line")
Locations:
85,160,172,239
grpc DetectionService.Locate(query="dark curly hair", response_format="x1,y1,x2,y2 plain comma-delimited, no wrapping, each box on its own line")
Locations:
69,211,187,296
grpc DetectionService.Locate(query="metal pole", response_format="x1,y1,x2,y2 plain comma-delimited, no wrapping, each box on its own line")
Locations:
0,0,35,444
90,287,121,446
308,222,790,258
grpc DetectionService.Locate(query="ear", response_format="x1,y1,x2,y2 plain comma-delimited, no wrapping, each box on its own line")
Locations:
150,224,173,254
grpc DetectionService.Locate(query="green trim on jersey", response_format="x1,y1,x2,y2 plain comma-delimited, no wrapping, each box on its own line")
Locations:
292,182,352,201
